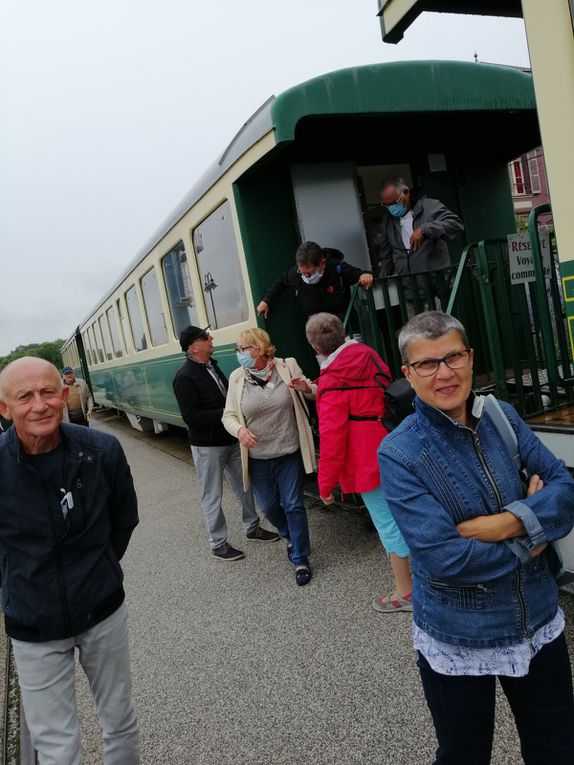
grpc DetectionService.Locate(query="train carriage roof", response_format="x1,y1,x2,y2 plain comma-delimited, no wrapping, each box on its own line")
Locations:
82,60,536,325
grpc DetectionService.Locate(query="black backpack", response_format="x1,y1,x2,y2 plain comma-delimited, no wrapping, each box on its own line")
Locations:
371,357,416,431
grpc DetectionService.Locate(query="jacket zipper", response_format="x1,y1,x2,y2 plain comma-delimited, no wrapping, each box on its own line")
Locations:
471,431,530,641
429,579,488,592
26,456,82,637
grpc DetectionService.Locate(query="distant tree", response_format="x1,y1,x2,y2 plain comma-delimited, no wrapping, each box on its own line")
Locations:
0,340,65,373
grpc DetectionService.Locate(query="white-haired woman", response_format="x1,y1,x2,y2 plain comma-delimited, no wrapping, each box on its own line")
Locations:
222,328,316,586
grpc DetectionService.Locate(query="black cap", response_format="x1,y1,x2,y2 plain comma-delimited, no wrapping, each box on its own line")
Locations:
179,325,211,352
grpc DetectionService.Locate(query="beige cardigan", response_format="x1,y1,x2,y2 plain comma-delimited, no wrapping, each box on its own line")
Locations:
222,357,317,491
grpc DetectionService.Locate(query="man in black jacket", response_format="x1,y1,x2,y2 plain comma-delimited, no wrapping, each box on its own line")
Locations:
0,357,140,764
172,325,278,560
257,241,373,321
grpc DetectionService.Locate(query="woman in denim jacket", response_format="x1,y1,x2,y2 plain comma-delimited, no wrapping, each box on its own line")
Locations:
378,311,574,765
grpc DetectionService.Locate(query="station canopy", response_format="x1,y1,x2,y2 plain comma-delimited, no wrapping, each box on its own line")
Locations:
377,0,522,44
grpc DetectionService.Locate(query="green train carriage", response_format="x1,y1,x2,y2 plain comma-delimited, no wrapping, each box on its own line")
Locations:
61,59,542,434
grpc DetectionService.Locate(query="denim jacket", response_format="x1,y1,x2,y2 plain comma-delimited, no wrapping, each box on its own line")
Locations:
378,394,574,648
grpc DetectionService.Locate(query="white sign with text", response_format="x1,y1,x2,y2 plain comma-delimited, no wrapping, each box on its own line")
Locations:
507,233,552,285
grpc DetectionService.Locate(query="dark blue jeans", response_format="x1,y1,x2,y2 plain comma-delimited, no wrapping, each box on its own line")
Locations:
249,451,310,566
417,633,574,764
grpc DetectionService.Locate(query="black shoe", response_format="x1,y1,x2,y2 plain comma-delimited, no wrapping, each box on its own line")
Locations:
295,565,312,586
287,544,293,562
246,526,280,542
211,542,245,561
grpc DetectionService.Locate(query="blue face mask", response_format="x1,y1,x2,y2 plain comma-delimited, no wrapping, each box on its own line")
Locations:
387,202,408,218
236,350,256,369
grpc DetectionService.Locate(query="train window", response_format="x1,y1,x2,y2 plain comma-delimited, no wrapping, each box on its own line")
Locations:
82,331,92,365
192,201,248,329
116,299,129,354
161,241,200,338
98,315,113,361
125,286,148,352
106,305,123,358
91,322,105,364
141,267,169,346
87,326,98,365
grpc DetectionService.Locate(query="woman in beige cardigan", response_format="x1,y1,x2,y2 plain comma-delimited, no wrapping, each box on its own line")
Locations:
222,328,316,585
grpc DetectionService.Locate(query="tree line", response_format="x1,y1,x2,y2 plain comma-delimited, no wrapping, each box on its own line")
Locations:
0,341,64,373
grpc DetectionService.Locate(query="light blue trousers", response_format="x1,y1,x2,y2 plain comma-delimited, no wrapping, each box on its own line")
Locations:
361,484,410,558
191,443,260,549
12,603,140,765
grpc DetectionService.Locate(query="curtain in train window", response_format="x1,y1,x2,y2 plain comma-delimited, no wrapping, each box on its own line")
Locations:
141,267,169,346
161,242,200,338
192,201,248,329
125,286,148,352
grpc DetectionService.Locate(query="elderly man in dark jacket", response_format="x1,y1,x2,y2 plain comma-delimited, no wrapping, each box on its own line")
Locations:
172,325,278,561
378,177,464,314
0,357,140,765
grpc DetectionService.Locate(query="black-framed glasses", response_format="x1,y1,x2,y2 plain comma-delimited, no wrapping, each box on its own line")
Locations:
235,344,254,353
407,349,472,377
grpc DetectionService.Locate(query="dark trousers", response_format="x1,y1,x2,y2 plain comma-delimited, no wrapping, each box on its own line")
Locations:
68,410,89,427
417,633,574,764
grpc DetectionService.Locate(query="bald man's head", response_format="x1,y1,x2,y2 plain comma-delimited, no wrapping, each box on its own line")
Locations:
0,357,68,453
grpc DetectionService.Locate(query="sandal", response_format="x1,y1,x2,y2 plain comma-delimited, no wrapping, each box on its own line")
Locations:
371,591,412,613
295,565,312,586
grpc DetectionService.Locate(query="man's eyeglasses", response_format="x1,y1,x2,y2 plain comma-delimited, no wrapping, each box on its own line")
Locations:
406,349,472,377
381,191,405,208
235,344,254,353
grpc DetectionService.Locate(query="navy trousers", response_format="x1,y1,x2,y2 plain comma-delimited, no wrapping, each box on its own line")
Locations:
417,633,574,764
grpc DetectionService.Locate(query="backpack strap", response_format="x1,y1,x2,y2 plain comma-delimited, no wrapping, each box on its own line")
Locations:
370,354,393,390
482,395,522,473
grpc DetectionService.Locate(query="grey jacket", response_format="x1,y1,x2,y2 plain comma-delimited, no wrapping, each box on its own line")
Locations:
378,196,464,278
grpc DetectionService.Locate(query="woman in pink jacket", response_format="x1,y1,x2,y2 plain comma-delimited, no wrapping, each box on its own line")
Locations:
301,313,412,612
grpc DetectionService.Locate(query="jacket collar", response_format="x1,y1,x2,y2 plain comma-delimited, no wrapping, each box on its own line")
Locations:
414,391,485,432
7,422,86,464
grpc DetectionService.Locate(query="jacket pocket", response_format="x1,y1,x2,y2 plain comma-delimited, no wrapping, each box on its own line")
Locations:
428,579,495,610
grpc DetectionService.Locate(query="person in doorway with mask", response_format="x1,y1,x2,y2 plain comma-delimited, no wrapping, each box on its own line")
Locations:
256,241,373,321
378,177,464,316
222,328,316,586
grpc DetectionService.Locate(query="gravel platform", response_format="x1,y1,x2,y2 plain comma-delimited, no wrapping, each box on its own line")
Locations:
66,414,574,765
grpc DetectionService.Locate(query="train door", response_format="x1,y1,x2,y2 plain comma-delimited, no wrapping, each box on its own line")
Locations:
290,163,371,271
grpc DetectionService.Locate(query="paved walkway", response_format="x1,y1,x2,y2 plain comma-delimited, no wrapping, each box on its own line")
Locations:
73,416,574,764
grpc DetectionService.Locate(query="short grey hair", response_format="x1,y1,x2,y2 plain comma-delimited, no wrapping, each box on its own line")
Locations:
305,313,346,356
398,311,469,362
381,176,409,195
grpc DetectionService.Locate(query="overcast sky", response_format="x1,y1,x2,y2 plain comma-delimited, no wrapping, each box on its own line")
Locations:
0,2,530,356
